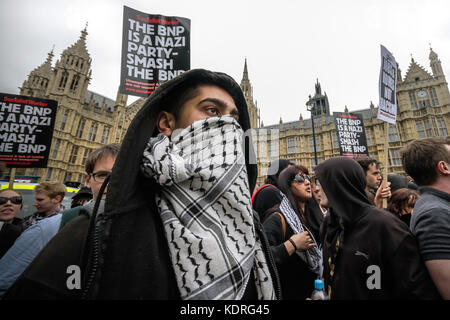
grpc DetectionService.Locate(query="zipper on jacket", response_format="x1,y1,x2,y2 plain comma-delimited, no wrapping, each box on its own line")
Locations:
81,176,110,299
81,218,101,299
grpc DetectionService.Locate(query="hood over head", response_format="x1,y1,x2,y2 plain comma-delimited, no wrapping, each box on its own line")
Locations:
72,186,92,200
104,69,257,214
315,156,372,227
388,173,418,193
264,159,292,187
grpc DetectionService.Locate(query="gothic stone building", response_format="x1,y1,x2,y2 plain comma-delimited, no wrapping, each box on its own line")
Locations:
16,27,130,184
244,48,449,187
12,27,449,188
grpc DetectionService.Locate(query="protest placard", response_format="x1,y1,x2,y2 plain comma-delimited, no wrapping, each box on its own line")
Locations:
0,93,57,168
333,112,369,157
377,45,398,208
119,6,190,97
378,45,398,125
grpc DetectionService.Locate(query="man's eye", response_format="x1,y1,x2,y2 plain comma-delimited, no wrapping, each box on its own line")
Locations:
206,107,220,115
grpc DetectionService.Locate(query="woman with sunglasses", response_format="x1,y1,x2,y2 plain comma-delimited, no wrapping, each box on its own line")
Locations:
0,188,24,258
263,164,324,300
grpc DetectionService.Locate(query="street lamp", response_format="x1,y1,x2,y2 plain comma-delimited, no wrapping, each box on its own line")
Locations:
306,96,318,166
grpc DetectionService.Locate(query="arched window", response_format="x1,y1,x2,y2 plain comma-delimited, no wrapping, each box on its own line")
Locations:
76,119,86,138
59,71,69,88
88,123,98,141
60,111,69,131
70,75,80,91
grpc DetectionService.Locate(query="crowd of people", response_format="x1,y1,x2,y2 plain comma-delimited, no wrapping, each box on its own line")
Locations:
0,69,448,300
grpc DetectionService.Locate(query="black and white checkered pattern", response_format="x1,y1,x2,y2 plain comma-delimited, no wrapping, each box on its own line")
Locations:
279,195,323,276
141,116,275,300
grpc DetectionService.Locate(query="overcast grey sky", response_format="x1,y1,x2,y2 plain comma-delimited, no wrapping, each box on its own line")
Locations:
1,0,449,126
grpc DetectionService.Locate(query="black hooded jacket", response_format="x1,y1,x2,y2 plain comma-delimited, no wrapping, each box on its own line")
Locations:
315,157,439,300
252,159,291,220
3,69,281,300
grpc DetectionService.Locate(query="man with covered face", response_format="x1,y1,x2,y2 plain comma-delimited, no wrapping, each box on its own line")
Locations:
4,69,280,300
314,156,439,300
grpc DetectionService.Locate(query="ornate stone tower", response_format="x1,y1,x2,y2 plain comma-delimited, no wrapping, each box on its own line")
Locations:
429,47,444,77
306,79,330,116
16,25,125,184
394,47,449,147
240,59,260,128
49,24,92,103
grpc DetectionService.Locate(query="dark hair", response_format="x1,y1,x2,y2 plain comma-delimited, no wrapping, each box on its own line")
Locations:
264,159,294,187
400,137,450,186
160,72,242,122
277,164,309,223
354,157,380,174
85,143,121,175
387,188,419,217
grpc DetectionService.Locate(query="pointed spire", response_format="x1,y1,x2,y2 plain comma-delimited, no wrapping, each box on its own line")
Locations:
429,44,438,60
242,57,249,81
344,105,349,113
429,45,443,76
315,78,321,95
29,47,54,78
62,24,90,59
47,45,55,62
396,62,403,83
81,22,88,40
279,116,283,124
240,57,253,102
370,101,374,109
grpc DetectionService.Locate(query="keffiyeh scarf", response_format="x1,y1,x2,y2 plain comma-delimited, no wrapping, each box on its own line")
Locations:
279,195,323,276
141,116,275,300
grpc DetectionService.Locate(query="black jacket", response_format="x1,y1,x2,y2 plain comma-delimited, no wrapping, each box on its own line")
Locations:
315,157,440,300
4,69,281,300
252,159,292,220
263,201,321,300
0,217,23,259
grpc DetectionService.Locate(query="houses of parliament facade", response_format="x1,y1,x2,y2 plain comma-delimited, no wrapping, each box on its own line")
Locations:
11,27,450,187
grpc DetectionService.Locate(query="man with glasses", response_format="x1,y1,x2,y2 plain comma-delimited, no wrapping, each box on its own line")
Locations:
58,143,119,229
0,144,119,296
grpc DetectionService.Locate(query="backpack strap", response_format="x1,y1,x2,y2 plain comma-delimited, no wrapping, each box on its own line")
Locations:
251,184,276,206
274,212,286,240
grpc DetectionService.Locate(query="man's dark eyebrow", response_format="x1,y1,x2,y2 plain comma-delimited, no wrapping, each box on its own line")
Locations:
199,98,239,117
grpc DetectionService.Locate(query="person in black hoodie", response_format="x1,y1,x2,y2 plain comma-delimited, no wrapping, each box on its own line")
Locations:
314,156,440,300
3,69,280,300
252,159,293,220
263,164,324,299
